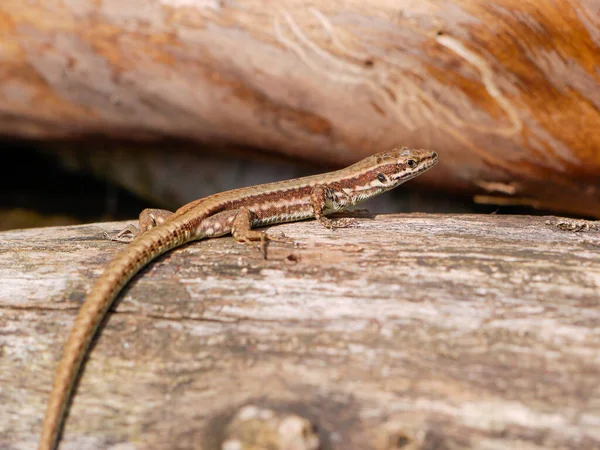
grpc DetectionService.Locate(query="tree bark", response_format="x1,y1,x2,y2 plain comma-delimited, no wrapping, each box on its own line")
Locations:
1,1,600,217
1,214,599,449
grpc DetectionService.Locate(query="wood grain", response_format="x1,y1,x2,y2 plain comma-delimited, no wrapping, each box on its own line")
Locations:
1,1,600,217
1,214,599,449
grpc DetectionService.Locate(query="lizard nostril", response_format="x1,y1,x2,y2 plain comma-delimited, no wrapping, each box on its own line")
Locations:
432,151,438,158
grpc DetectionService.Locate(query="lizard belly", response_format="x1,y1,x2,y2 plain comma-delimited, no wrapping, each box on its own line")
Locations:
253,204,314,226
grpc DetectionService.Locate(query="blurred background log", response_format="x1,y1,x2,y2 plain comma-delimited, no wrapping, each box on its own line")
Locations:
0,0,599,219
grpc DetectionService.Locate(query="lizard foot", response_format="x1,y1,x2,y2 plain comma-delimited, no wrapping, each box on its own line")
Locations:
108,224,140,243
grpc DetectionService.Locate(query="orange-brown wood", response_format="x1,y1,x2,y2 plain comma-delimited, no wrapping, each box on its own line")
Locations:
1,1,599,216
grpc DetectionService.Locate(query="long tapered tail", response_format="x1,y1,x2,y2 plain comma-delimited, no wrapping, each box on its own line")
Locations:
39,221,194,450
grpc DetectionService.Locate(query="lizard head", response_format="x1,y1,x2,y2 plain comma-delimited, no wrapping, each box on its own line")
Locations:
369,146,438,186
342,147,438,204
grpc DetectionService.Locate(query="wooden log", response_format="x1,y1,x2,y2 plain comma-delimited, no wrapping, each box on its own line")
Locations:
1,1,600,217
1,214,599,448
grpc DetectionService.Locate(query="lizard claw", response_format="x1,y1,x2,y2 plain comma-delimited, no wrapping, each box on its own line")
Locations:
109,225,140,243
330,218,357,229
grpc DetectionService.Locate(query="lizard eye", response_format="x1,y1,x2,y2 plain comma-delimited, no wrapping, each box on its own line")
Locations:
377,173,387,183
407,159,417,168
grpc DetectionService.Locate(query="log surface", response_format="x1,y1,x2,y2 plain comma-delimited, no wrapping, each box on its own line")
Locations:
1,214,599,449
1,0,600,216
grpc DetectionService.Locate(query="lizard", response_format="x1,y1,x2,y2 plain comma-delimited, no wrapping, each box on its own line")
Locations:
39,146,438,450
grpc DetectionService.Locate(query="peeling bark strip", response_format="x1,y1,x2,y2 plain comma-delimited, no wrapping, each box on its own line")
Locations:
1,215,599,448
0,1,599,217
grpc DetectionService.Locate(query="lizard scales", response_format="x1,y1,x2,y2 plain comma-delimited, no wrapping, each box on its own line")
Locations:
39,146,438,449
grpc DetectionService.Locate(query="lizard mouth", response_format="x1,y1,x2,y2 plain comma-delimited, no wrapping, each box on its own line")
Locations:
392,155,438,182
415,155,438,173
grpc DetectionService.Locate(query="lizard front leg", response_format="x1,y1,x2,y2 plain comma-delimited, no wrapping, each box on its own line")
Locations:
311,185,356,229
111,208,174,242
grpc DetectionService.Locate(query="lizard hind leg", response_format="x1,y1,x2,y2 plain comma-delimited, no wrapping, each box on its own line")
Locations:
110,208,174,243
231,207,293,258
231,207,265,244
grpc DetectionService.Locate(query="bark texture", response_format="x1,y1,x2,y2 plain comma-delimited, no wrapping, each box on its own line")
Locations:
1,214,599,449
1,1,600,217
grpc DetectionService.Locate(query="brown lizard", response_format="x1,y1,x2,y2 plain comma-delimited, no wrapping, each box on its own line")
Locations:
39,146,438,449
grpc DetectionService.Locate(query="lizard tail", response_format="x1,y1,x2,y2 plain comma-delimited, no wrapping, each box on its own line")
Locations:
39,220,194,450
